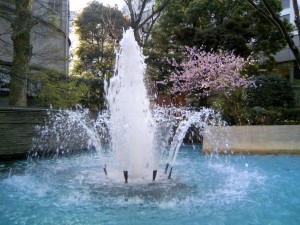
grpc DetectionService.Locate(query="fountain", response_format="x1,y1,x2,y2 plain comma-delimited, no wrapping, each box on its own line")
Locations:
105,29,157,180
104,29,225,182
1,29,300,224
30,28,224,183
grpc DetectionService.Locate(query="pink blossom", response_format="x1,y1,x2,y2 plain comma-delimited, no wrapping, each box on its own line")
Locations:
169,47,254,97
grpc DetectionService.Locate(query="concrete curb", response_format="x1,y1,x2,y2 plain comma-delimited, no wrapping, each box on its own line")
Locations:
202,125,300,155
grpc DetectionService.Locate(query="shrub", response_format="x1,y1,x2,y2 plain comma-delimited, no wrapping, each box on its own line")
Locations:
245,75,295,108
36,80,88,109
245,107,300,125
33,70,88,109
211,88,246,125
211,75,299,125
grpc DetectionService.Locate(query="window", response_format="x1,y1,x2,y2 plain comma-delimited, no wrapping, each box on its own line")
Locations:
48,0,62,11
294,62,300,79
48,0,62,28
282,0,290,9
280,14,290,22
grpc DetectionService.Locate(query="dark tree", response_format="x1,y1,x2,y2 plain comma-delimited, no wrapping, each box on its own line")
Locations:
72,1,128,79
145,0,291,89
72,1,129,109
245,75,295,108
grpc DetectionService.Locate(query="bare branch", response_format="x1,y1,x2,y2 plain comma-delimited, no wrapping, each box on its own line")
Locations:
125,0,171,46
138,0,171,29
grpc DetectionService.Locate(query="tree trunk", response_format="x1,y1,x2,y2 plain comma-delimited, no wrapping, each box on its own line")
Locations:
9,0,33,106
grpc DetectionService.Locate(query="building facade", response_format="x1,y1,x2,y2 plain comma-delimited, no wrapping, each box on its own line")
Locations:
0,0,70,105
273,0,300,82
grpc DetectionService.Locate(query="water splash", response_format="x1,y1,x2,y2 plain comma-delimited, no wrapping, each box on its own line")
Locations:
31,107,104,158
31,29,225,182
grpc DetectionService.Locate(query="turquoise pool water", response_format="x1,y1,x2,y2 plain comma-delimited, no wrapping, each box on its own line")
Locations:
1,146,300,225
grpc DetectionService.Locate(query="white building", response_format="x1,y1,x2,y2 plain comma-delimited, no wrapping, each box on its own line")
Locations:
273,0,300,81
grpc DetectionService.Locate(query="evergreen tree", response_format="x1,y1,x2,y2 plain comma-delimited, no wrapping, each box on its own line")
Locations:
145,0,291,92
72,1,129,79
72,1,129,109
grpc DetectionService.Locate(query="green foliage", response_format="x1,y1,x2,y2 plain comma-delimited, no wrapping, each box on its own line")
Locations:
33,70,88,109
177,0,289,57
70,1,129,109
291,79,300,85
245,75,295,108
211,88,246,125
146,0,291,89
144,0,189,93
212,75,298,125
76,78,106,110
212,95,300,125
72,1,129,79
245,107,300,125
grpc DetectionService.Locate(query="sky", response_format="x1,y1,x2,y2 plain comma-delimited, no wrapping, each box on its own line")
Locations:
70,0,126,11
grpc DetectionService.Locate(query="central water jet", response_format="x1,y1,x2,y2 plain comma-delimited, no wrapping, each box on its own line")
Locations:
106,29,157,181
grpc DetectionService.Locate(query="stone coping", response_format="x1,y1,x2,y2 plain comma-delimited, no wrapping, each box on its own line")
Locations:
202,148,300,155
202,125,300,155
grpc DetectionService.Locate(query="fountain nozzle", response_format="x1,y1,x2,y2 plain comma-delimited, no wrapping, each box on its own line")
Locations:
123,171,128,183
103,164,107,176
164,163,169,174
168,167,173,179
153,170,157,181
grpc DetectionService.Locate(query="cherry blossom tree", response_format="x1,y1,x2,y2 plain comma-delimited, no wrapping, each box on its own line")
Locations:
168,47,255,124
169,47,254,97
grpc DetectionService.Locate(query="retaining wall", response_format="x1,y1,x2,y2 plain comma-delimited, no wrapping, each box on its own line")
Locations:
0,107,99,161
0,107,48,160
202,125,300,154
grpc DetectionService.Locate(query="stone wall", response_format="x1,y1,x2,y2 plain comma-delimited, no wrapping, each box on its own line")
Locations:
0,107,100,161
0,107,48,160
202,125,300,154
